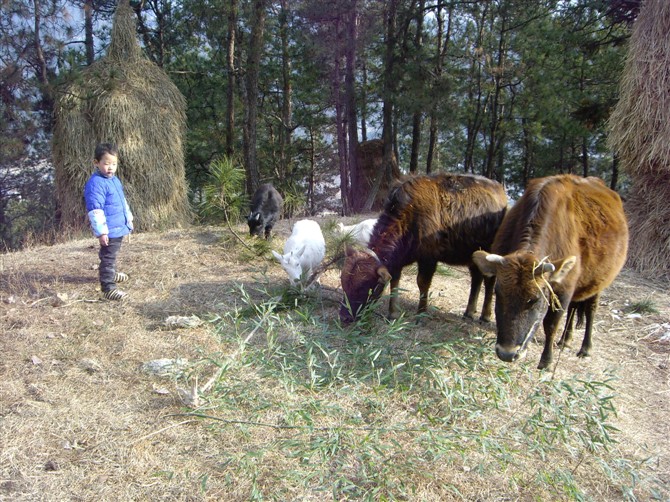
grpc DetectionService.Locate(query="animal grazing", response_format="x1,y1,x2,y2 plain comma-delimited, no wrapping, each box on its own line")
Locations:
472,174,628,369
336,218,378,246
247,183,283,239
272,219,326,285
340,173,508,323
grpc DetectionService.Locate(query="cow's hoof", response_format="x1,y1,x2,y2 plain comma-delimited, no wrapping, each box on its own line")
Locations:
537,359,551,370
556,338,572,348
576,349,590,358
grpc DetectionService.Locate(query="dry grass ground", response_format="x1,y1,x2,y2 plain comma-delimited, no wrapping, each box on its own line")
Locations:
1,216,669,501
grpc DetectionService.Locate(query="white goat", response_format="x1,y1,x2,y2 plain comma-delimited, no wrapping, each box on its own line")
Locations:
336,218,378,247
272,219,326,285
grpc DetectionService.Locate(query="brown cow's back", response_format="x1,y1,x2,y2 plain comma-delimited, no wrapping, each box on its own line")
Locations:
372,173,508,267
340,173,508,322
473,174,628,368
492,175,628,301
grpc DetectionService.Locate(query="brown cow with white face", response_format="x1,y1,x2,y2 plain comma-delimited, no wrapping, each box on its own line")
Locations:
340,173,508,323
472,175,628,369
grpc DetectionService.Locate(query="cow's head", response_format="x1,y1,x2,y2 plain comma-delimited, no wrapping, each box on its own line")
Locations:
472,250,576,363
339,246,391,323
247,212,263,237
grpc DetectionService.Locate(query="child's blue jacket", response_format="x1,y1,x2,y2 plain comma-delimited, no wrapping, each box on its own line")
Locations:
84,171,134,238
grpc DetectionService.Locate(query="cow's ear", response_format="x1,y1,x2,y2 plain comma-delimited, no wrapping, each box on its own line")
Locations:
549,256,577,285
254,213,262,222
344,244,357,257
377,265,392,284
472,250,500,277
271,250,284,263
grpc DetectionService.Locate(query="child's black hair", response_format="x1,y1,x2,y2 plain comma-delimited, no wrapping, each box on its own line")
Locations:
94,142,119,161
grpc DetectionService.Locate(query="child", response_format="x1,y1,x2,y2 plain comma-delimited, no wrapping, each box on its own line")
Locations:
84,143,134,300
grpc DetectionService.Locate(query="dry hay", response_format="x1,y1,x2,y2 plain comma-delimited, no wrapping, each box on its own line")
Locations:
53,0,191,234
352,139,401,212
608,0,670,176
607,0,670,279
623,171,670,280
0,218,668,500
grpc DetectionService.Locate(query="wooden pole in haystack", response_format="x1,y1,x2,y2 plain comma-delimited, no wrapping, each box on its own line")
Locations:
53,0,191,234
608,0,670,281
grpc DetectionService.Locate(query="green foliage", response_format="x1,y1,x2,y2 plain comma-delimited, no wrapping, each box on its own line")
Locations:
198,157,247,224
174,284,661,500
0,163,57,250
3,1,634,243
624,298,659,315
281,182,308,218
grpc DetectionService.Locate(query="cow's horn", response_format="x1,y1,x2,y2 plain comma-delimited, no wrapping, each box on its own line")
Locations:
485,253,505,264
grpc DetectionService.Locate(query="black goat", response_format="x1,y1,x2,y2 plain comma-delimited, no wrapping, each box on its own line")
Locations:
247,184,283,239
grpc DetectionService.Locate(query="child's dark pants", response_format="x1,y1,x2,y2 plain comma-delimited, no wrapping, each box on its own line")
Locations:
99,237,123,293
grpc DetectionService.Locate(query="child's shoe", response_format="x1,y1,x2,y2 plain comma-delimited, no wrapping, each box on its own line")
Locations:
114,272,129,283
103,289,128,301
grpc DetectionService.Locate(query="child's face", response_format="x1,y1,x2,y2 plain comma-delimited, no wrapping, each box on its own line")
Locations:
95,153,118,178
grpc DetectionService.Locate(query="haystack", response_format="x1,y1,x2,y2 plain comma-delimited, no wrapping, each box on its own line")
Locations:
352,139,401,212
608,0,670,280
53,0,191,233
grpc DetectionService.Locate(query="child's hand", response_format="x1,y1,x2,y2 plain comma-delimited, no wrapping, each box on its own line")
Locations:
99,234,109,246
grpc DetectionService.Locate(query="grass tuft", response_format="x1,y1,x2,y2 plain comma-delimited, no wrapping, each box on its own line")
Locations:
181,284,660,500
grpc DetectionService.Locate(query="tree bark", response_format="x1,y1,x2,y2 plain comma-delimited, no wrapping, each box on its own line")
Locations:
345,1,359,215
84,0,94,65
364,0,397,212
610,154,619,191
463,4,488,174
33,0,53,131
333,17,350,215
409,0,424,174
243,0,268,195
225,0,238,157
427,1,453,174
279,0,292,179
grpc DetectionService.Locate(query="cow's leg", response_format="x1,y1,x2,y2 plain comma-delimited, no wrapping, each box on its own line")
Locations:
464,264,483,320
416,260,437,315
577,294,599,358
538,298,570,369
388,271,402,319
557,302,578,348
480,276,496,323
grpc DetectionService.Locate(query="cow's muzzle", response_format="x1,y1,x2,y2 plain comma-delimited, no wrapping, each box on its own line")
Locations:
495,344,527,363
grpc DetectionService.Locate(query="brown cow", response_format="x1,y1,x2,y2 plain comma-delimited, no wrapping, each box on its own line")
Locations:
340,173,508,323
472,174,628,369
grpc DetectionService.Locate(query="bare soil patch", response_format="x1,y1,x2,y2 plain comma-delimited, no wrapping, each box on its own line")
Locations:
1,216,669,500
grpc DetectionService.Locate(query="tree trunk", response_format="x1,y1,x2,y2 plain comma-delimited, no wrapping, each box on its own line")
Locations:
360,60,368,143
426,1,453,174
279,0,292,179
463,4,488,174
409,0,425,174
84,0,94,65
345,1,359,215
484,12,507,180
334,17,350,214
610,154,619,191
33,0,53,131
521,117,532,187
581,136,589,177
308,127,316,214
364,0,398,212
225,0,238,157
243,0,268,195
